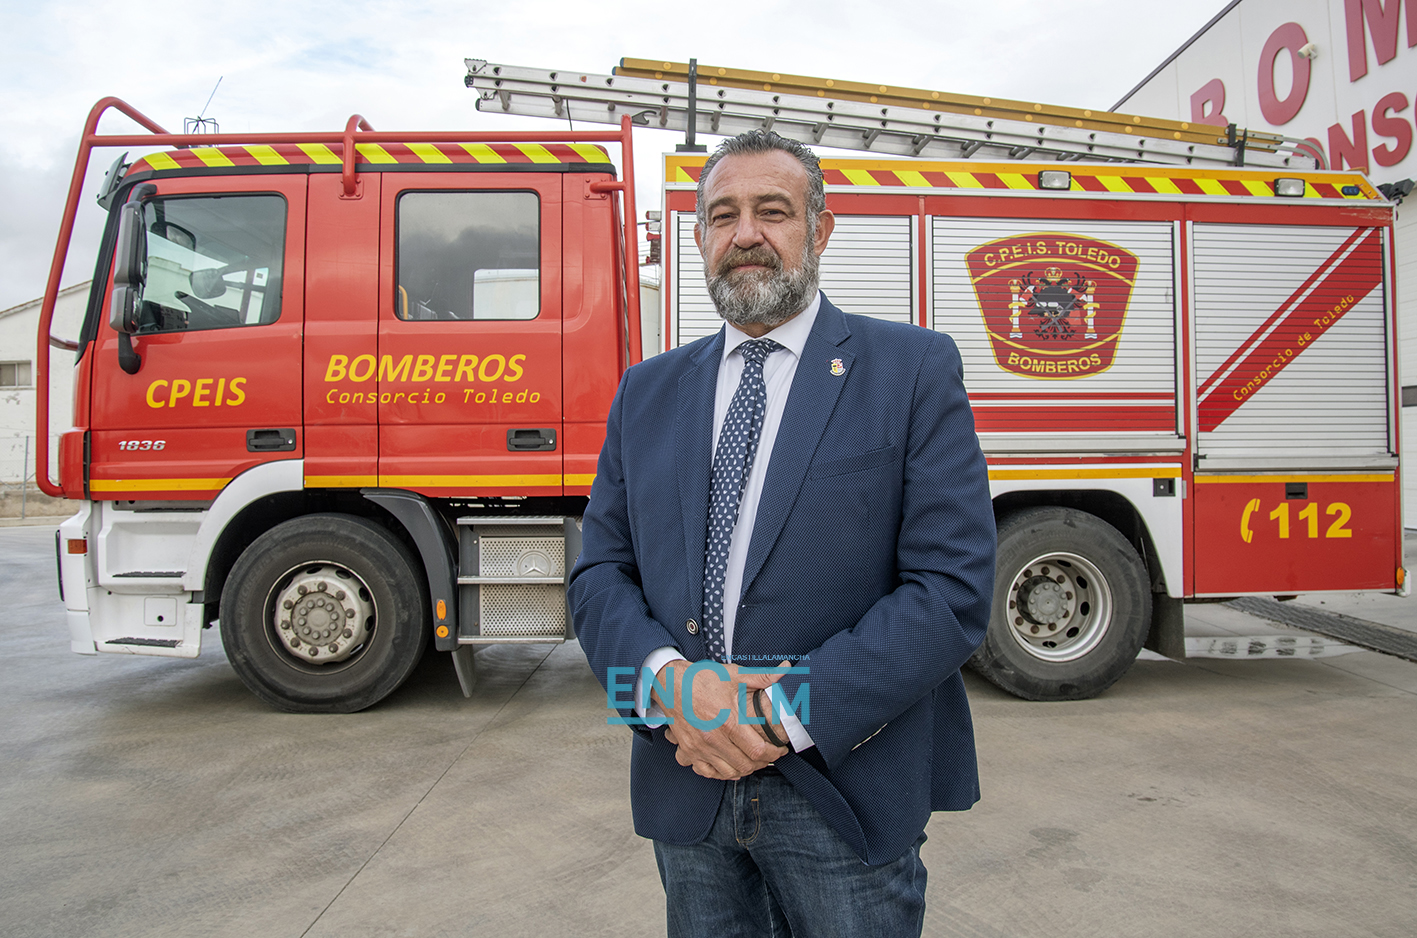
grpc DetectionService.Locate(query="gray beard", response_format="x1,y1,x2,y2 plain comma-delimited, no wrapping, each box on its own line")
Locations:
706,249,820,330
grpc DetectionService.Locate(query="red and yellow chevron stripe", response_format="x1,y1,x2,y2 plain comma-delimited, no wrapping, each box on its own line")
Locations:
131,142,613,174
666,156,1380,201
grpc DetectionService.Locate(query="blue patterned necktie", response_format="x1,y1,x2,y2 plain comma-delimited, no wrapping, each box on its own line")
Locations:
702,337,783,663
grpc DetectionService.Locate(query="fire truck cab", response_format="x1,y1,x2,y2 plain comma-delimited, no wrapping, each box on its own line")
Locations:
43,100,640,711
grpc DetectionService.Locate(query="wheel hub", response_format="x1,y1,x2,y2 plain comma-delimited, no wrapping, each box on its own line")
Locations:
1006,554,1112,662
272,564,375,665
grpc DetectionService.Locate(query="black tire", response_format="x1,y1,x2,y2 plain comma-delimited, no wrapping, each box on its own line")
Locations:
220,513,429,713
970,507,1151,701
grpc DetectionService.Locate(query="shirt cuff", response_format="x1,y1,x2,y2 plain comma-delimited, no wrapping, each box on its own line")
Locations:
774,693,815,752
635,647,687,725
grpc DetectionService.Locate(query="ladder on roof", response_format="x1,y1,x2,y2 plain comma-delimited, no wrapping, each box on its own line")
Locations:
465,58,1320,170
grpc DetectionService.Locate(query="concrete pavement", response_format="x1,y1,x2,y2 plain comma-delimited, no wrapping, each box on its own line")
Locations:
2,523,1415,937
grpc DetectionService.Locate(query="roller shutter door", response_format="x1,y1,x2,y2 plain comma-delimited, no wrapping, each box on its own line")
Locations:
1192,224,1389,467
669,213,914,348
817,215,913,324
932,218,1178,438
672,211,719,347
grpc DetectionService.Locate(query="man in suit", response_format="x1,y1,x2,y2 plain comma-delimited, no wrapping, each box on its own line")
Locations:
569,128,996,937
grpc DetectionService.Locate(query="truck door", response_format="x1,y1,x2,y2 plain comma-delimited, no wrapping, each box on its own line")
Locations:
1190,222,1398,592
88,175,306,500
376,175,562,495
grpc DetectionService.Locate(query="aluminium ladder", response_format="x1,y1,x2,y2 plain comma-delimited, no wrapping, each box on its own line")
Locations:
465,58,1320,170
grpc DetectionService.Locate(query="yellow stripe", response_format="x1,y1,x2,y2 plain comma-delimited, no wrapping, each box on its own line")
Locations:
998,172,1033,190
1196,178,1229,196
945,171,984,189
1242,179,1274,198
1304,182,1322,198
297,143,341,165
141,152,182,171
379,474,564,488
842,169,879,186
244,145,288,166
91,477,230,492
569,143,610,162
460,143,507,164
988,467,1181,481
893,170,931,187
565,474,597,486
1194,473,1394,484
406,143,452,164
355,143,397,163
1097,175,1133,193
1147,177,1184,196
191,147,235,167
514,143,560,164
305,475,378,488
673,165,695,182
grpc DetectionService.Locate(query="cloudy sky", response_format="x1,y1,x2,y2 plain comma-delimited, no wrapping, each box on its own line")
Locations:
1,0,1227,312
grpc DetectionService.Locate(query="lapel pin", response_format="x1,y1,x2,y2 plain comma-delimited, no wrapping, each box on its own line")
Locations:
830,358,846,377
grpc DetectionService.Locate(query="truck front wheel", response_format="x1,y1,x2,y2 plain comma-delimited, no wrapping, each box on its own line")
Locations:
971,507,1151,701
220,514,428,712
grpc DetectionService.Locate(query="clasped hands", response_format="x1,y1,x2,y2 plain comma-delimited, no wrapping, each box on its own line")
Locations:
654,658,790,780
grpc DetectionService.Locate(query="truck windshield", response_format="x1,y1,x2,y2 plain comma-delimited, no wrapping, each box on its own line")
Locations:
396,190,540,321
134,194,286,334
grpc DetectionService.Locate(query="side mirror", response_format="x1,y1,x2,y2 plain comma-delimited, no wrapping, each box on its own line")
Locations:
109,198,148,375
190,268,226,299
110,284,140,335
112,200,146,288
109,201,145,336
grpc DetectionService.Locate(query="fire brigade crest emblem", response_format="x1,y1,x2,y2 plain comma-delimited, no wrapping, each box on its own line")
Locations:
965,233,1139,379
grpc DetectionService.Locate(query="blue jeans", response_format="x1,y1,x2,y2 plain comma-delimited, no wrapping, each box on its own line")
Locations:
652,771,928,938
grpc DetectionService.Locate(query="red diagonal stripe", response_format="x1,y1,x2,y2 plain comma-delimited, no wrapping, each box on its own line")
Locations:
1198,229,1383,432
1197,227,1367,397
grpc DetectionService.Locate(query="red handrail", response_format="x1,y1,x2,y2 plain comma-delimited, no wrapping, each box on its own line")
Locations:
35,98,169,496
36,97,644,496
342,114,375,196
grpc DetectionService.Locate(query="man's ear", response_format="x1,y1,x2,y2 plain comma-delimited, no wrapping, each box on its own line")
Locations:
813,210,836,255
693,222,703,254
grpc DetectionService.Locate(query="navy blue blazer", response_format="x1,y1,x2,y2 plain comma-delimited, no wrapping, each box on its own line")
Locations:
570,295,996,865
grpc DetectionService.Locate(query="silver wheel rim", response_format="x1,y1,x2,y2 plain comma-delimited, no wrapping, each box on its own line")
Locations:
265,562,377,666
1003,550,1113,663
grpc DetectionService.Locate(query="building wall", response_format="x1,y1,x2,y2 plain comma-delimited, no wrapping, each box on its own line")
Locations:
1118,0,1417,525
0,282,88,483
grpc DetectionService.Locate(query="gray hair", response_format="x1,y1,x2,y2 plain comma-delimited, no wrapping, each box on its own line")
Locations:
695,129,826,231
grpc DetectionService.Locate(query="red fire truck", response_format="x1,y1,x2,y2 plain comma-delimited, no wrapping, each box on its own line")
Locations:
35,60,1402,711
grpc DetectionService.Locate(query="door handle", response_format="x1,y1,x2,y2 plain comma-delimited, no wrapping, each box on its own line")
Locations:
247,428,297,452
507,428,556,452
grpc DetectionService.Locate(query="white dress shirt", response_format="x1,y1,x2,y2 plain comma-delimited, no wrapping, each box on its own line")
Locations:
635,293,822,752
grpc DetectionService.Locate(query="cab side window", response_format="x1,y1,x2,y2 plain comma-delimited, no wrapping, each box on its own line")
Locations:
396,191,540,321
134,195,286,334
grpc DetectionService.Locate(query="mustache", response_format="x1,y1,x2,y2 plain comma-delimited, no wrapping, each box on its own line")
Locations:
714,246,782,277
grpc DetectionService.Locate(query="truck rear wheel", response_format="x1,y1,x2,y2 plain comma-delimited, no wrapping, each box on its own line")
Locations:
971,507,1151,701
220,514,428,713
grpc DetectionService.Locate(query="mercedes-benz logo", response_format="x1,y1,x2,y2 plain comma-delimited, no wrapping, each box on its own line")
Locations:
516,550,553,577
